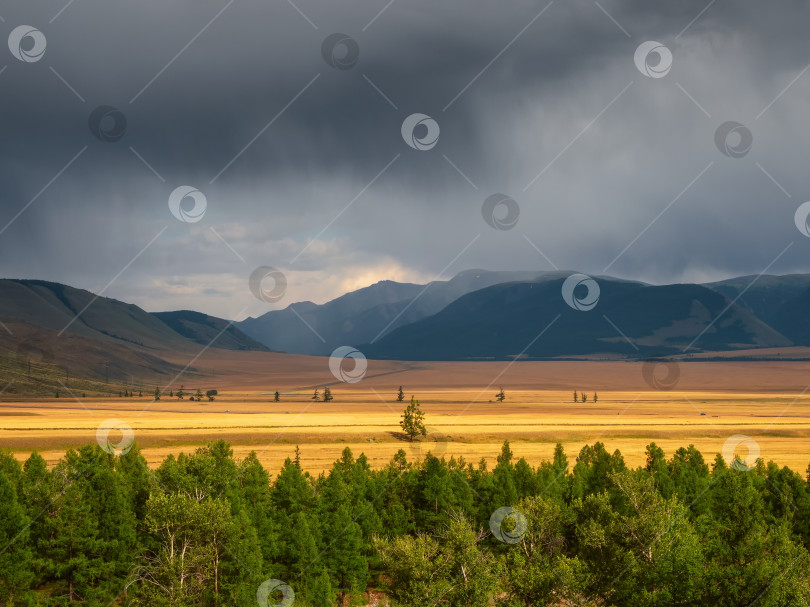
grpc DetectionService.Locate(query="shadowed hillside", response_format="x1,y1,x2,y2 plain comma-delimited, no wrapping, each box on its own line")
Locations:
0,280,268,395
362,277,791,360
237,270,564,355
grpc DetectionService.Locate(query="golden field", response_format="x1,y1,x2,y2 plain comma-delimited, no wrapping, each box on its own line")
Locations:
2,355,810,474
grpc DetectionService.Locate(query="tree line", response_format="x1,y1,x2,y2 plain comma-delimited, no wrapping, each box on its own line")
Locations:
1,439,809,606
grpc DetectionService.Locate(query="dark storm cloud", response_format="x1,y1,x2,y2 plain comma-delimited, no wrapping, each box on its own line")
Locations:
1,0,809,318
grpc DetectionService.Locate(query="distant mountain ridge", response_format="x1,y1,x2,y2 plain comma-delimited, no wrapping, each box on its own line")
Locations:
237,270,564,355
0,279,268,384
238,270,807,360
1,272,809,369
360,277,790,360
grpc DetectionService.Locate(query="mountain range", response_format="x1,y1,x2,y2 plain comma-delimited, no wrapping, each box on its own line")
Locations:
237,270,809,359
1,271,809,386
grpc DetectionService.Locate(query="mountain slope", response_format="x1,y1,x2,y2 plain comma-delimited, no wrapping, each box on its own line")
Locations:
153,310,270,351
705,274,810,345
0,279,189,349
0,279,269,391
237,270,563,355
361,277,791,360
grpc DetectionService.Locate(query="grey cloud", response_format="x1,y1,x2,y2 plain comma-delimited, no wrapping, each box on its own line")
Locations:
1,0,810,319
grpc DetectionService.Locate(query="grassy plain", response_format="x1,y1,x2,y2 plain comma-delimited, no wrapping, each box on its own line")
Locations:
2,355,809,474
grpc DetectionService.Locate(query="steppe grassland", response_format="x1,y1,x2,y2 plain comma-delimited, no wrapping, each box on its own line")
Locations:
2,382,808,474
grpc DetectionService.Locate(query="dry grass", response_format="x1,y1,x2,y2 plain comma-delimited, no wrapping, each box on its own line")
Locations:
2,373,809,474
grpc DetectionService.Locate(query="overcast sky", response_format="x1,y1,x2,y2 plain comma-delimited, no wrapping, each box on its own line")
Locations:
1,0,809,320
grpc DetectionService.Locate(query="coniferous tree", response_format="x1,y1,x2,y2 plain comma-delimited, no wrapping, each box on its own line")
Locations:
397,386,405,402
117,444,152,526
5,435,810,605
323,386,333,402
19,452,54,557
496,387,506,402
400,396,426,442
308,567,337,607
274,391,280,402
40,471,104,602
0,473,34,606
492,440,518,507
324,503,368,601
573,391,578,403
376,512,497,607
237,452,277,565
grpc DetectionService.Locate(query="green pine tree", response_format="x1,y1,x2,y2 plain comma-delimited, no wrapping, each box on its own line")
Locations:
308,567,337,607
324,503,368,601
0,473,34,606
400,396,427,442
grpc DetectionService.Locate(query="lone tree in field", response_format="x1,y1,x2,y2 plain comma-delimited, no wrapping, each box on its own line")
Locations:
593,392,598,403
400,396,427,442
154,386,161,401
496,387,506,402
396,386,405,402
274,391,280,402
573,391,578,403
323,386,333,402
312,389,320,402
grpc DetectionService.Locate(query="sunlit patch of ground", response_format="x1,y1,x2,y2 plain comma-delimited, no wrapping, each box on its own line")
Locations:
3,380,809,474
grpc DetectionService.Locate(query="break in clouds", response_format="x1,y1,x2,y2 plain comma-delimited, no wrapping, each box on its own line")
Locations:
1,0,809,319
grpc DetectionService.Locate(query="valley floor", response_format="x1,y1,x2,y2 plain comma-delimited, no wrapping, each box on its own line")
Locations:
2,357,810,475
